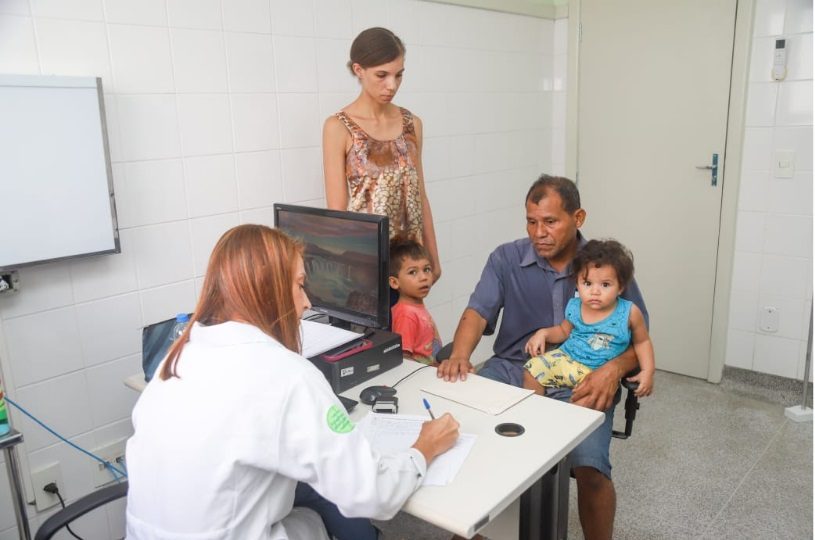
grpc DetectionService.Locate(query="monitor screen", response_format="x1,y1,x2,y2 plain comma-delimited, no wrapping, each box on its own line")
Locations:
274,204,389,329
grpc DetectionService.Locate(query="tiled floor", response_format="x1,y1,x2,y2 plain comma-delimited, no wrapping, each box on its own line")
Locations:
376,370,813,539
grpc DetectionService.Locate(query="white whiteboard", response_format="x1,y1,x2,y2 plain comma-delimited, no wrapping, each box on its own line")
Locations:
0,74,119,270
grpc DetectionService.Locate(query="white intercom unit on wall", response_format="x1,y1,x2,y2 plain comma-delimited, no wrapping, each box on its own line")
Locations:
772,39,787,81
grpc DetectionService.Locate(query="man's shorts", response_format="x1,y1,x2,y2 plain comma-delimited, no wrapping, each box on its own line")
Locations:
478,356,618,479
524,349,593,388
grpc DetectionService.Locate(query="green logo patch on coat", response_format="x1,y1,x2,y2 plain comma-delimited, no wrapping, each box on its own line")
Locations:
326,405,354,434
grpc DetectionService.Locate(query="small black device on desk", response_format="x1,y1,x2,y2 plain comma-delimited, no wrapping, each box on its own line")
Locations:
360,385,398,414
372,396,398,413
359,385,396,405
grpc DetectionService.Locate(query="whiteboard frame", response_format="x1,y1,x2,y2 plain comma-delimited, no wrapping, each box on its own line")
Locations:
0,75,120,271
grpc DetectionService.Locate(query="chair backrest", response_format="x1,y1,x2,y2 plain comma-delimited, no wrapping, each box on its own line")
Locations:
34,481,128,540
141,316,188,382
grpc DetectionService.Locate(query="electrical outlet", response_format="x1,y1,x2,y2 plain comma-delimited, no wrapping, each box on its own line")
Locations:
31,462,63,512
92,438,128,487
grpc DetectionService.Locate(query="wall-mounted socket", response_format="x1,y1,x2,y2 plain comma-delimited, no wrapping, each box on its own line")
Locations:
93,438,128,487
30,462,63,512
759,306,779,333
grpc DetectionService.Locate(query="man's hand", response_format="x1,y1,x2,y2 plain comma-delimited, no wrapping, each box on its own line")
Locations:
438,309,486,382
436,355,475,382
570,361,621,411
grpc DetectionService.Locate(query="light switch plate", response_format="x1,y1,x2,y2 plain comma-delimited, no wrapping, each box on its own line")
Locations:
773,150,795,178
759,306,779,333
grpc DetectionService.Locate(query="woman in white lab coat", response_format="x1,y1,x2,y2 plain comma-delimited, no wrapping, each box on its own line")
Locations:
125,225,459,540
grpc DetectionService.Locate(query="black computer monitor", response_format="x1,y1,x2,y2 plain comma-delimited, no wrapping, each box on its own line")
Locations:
274,204,390,329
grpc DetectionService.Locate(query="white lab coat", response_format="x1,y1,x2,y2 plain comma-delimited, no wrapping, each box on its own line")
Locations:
125,321,426,539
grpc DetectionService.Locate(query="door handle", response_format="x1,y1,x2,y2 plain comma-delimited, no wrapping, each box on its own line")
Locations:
696,153,719,186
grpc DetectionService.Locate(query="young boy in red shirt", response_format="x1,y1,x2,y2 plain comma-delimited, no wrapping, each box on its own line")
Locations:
389,236,442,365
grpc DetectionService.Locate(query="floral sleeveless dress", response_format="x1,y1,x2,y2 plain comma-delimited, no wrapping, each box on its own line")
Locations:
336,108,423,240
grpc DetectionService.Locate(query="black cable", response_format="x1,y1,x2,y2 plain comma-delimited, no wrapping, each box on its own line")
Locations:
390,364,432,388
45,484,84,540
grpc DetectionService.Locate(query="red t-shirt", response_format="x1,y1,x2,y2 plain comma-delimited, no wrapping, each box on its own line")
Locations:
391,301,442,365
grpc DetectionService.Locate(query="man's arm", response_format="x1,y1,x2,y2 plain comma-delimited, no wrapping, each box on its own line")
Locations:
570,345,638,411
436,308,488,382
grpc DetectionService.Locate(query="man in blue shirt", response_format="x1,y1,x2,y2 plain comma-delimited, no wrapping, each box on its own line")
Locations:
437,175,648,540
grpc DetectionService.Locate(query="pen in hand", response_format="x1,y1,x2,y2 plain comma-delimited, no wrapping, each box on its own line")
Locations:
422,398,435,420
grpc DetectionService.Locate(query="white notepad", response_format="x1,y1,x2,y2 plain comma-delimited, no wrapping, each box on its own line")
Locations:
358,413,476,486
300,319,362,358
420,374,534,415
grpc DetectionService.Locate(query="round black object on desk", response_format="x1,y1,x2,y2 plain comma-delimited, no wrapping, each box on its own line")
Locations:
359,385,396,405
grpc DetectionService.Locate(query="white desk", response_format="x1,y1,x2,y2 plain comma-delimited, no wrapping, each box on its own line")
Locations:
341,361,604,539
125,361,603,539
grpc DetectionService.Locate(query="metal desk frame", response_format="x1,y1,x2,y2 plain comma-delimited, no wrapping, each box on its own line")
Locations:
1,430,31,540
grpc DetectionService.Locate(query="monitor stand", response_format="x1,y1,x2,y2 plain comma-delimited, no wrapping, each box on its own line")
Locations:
328,316,369,334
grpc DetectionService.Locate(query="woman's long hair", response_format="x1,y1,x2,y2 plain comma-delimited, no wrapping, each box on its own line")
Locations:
160,225,303,380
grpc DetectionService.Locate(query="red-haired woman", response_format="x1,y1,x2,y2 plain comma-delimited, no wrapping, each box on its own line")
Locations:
323,27,441,282
125,225,458,540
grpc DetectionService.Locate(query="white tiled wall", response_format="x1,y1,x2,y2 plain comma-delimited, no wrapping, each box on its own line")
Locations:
725,0,813,380
0,1,563,537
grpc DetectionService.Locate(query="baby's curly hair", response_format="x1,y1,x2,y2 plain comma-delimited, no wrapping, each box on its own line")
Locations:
389,234,431,277
572,239,634,288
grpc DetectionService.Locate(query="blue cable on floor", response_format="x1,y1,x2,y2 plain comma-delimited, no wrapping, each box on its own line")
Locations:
6,397,128,481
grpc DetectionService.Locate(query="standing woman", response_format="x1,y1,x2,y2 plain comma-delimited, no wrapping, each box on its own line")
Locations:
125,225,459,539
323,27,441,282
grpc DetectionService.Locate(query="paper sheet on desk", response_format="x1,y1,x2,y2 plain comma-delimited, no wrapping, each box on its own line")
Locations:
420,375,534,415
300,319,362,358
358,414,476,487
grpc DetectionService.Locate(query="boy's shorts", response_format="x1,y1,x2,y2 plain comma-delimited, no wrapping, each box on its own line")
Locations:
524,349,593,388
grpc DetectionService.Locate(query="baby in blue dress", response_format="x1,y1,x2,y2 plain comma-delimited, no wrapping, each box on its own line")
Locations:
523,239,655,398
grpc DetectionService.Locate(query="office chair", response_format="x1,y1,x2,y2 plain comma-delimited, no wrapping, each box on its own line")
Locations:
612,373,640,440
435,343,641,439
34,481,128,540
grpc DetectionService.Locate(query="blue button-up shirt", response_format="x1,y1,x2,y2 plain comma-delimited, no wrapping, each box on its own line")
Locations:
467,234,649,364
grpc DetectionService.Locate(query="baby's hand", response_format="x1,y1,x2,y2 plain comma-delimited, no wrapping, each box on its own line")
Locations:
627,370,654,397
525,330,547,357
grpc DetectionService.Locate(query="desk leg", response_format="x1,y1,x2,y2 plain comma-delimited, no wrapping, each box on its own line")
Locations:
519,456,569,540
4,445,32,540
